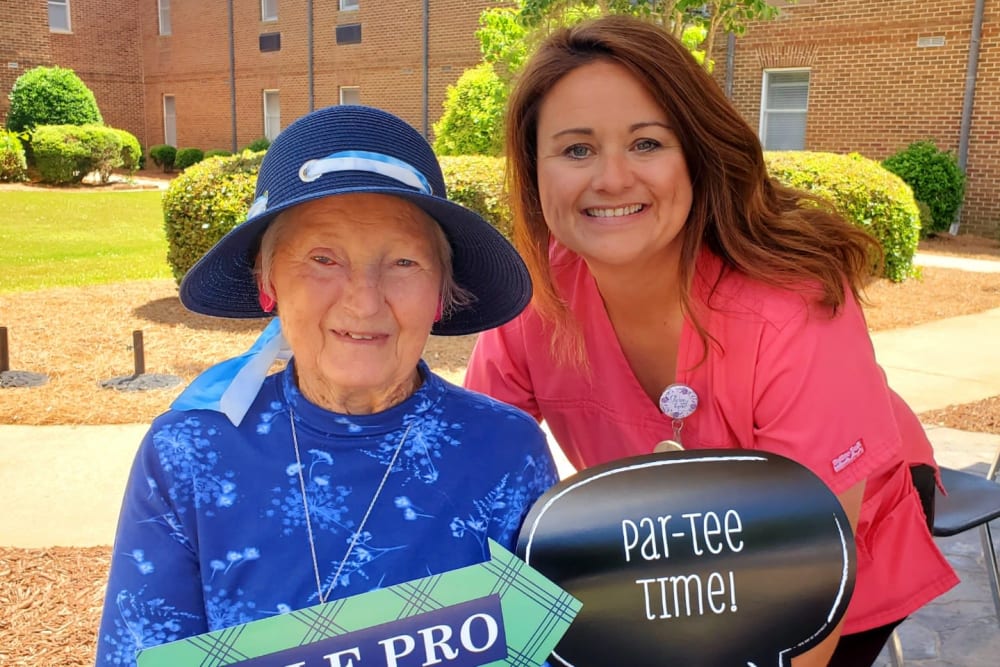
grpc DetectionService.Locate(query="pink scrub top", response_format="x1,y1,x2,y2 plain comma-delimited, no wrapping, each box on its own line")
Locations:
466,245,958,635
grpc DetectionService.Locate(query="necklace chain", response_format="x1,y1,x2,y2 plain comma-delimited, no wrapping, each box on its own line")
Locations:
290,407,412,604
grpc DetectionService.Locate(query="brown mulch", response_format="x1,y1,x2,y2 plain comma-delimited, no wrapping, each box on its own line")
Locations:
2,235,1000,666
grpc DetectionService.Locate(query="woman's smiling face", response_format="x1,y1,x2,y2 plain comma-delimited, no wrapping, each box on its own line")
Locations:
265,193,443,413
535,59,693,273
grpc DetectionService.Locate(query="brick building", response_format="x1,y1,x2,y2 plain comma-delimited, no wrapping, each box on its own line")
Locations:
2,0,491,152
719,0,999,236
3,1,999,235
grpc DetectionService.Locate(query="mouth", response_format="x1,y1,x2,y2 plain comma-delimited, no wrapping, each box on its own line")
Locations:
585,203,645,218
332,329,382,342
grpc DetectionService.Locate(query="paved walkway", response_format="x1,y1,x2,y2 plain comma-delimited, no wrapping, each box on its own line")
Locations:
1,251,998,665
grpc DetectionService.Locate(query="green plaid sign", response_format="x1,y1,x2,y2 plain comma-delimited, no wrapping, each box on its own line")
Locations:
137,540,580,667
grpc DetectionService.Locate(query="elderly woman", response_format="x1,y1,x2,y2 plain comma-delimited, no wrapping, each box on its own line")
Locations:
95,105,559,666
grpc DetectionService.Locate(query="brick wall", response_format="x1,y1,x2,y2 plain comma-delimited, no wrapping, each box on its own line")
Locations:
139,0,491,153
720,0,999,236
0,2,52,127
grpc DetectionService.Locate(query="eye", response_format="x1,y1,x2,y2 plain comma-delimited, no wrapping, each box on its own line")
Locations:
634,138,662,152
563,144,592,159
395,258,417,268
310,254,337,266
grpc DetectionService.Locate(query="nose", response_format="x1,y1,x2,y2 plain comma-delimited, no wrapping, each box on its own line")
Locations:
592,150,635,193
341,265,383,317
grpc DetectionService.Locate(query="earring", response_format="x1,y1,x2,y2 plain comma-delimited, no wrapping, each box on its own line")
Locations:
258,291,276,313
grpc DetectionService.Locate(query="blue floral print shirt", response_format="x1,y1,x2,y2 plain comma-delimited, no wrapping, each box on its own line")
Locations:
95,361,559,666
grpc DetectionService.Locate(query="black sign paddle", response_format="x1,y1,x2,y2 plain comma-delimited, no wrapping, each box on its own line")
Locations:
517,449,856,667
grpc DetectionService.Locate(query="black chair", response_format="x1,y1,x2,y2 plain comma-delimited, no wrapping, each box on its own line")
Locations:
889,447,1000,666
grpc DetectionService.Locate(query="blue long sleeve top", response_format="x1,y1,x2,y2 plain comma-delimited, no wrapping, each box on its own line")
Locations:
95,361,559,666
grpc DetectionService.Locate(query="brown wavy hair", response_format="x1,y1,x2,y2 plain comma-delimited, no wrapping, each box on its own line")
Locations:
505,15,882,359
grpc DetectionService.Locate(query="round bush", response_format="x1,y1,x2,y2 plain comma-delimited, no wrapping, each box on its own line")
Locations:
112,128,142,172
0,130,28,182
175,147,205,170
149,144,176,172
30,124,122,184
204,149,233,159
163,150,264,282
6,66,103,133
243,137,270,152
882,141,965,236
433,63,506,157
766,151,921,282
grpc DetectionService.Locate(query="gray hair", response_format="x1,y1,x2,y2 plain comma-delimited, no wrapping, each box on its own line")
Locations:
254,204,473,316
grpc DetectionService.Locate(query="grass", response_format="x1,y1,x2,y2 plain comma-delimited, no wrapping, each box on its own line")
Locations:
0,190,172,293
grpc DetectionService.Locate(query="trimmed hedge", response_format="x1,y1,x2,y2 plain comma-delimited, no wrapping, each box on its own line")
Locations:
113,128,142,173
5,66,103,133
149,144,176,172
882,141,965,236
439,155,511,238
205,149,233,159
162,150,920,285
30,124,123,184
175,147,205,170
163,150,265,281
0,130,28,182
766,151,920,282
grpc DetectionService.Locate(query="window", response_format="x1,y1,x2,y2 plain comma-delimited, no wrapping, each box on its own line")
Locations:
340,87,360,105
163,95,177,147
48,0,71,32
335,24,362,45
340,0,359,11
263,90,281,141
158,0,171,36
259,33,281,52
262,0,278,22
760,69,810,151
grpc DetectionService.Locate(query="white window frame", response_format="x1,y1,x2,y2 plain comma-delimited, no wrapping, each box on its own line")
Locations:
158,0,172,36
163,95,177,147
263,90,281,141
339,0,359,12
339,86,360,105
261,0,278,22
759,68,810,151
48,0,71,33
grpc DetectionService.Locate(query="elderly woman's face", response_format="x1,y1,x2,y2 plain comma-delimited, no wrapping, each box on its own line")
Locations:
266,193,443,412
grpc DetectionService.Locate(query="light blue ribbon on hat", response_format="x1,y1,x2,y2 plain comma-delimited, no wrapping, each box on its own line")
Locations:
297,150,433,194
171,318,291,426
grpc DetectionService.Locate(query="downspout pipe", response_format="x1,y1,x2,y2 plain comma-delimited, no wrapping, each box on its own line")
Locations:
228,0,237,152
953,0,985,235
308,0,314,111
725,31,735,99
423,0,430,138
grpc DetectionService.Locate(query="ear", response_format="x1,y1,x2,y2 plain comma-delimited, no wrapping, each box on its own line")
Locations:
434,298,443,323
257,278,276,313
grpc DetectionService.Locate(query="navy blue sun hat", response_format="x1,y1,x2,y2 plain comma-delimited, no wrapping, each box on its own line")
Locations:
178,105,531,336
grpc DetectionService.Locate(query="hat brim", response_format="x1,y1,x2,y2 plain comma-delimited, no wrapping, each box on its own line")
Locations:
178,186,531,336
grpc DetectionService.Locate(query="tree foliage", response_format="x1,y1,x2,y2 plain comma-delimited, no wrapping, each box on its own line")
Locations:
433,63,507,156
5,66,103,133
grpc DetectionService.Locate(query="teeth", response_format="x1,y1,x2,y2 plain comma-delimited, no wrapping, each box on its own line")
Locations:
587,204,643,218
346,333,374,340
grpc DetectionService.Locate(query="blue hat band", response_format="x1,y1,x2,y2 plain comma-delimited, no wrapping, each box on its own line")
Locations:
297,150,433,194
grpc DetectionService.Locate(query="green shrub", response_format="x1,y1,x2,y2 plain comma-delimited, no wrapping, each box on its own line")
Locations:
766,151,921,282
111,128,142,173
0,130,28,182
5,66,103,133
882,141,965,235
163,150,264,281
149,144,177,172
204,149,233,159
433,63,506,157
439,155,510,238
175,147,205,170
30,124,123,184
243,137,270,152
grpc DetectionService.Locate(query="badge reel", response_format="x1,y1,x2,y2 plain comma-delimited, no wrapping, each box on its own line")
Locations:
654,383,698,453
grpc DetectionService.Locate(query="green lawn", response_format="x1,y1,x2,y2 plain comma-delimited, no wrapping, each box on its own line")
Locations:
0,190,173,292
